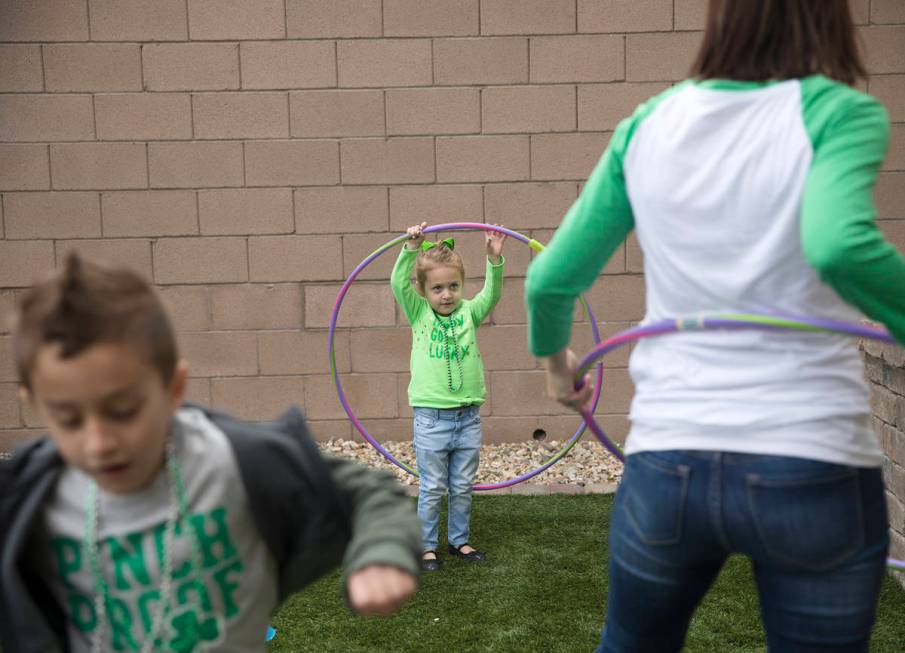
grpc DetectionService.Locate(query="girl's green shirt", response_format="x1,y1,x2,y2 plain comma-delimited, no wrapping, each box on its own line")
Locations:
391,247,504,408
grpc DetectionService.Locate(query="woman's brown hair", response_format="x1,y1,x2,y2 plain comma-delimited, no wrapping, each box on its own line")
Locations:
691,0,866,85
12,253,178,390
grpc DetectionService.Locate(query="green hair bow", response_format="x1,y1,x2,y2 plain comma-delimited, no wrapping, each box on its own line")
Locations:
420,237,455,251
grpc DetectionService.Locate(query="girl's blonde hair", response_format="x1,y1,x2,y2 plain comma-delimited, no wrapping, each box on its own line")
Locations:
414,241,465,291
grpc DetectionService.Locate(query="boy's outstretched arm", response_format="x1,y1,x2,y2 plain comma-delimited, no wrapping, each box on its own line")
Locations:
346,564,417,616
324,455,421,615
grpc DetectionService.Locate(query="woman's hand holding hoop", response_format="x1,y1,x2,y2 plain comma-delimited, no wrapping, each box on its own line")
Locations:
543,348,594,412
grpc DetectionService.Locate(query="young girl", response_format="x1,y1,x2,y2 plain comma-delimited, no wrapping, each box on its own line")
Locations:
391,222,506,571
525,0,905,650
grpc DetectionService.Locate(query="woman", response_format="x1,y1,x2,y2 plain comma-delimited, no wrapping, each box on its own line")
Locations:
525,1,905,651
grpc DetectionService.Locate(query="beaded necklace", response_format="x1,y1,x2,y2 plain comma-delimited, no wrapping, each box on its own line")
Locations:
438,313,464,393
84,436,208,653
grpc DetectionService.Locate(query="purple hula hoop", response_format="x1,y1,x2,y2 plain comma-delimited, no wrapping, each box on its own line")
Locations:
328,222,606,491
573,312,904,572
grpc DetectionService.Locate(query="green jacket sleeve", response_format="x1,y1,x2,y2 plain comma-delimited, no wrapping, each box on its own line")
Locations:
468,256,505,326
800,80,905,345
206,404,420,603
525,118,636,357
391,247,425,325
324,455,421,583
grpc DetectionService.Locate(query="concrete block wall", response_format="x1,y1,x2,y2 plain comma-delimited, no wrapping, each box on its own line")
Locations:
863,339,905,588
0,0,903,450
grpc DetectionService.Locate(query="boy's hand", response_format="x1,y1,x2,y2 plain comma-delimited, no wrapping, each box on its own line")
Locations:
485,225,507,263
347,565,417,616
406,222,428,250
543,348,594,412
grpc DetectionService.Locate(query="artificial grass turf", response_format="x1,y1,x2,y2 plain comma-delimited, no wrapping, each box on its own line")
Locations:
269,494,905,653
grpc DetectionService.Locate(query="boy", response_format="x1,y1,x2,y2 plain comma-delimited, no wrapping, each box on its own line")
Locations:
0,254,420,653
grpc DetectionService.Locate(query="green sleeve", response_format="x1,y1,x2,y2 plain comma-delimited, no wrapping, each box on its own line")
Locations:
390,246,425,325
324,455,421,583
800,78,905,345
524,118,636,357
468,256,505,325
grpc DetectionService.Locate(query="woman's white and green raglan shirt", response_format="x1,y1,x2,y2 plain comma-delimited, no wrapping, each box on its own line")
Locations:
525,76,905,467
392,247,504,408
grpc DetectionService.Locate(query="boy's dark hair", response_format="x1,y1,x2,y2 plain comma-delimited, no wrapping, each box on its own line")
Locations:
691,0,866,85
414,242,465,292
12,253,178,390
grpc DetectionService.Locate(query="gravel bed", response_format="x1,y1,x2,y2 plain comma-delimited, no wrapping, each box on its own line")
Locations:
0,442,624,488
317,438,624,487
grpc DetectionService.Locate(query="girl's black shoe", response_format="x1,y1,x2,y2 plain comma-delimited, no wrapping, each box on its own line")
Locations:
421,551,441,572
448,543,486,562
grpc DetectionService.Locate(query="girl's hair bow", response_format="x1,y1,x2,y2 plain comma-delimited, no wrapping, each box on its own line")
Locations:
420,237,455,251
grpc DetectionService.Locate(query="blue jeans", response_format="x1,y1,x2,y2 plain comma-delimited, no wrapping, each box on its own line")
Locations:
413,406,482,552
597,451,889,653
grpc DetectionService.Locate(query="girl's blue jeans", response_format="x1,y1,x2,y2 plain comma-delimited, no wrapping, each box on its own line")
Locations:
412,405,482,552
597,450,889,653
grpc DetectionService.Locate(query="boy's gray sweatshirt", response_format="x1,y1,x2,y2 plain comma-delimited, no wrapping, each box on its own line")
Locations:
0,404,421,653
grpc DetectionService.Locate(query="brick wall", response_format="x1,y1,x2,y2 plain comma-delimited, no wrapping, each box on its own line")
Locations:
864,339,905,588
0,0,903,451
